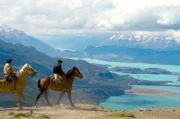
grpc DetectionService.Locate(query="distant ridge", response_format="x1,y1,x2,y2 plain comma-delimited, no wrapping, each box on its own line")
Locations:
100,34,180,50
0,24,58,55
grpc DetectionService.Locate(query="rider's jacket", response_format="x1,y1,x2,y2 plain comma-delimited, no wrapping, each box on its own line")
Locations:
4,63,14,75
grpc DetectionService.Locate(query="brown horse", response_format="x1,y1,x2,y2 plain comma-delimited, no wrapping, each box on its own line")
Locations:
0,64,37,109
34,66,83,108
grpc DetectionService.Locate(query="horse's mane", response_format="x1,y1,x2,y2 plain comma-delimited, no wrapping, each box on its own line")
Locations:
20,63,30,72
66,68,74,79
66,67,79,79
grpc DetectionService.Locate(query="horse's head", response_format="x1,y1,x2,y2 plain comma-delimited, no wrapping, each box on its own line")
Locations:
20,64,37,77
66,66,83,79
73,67,83,79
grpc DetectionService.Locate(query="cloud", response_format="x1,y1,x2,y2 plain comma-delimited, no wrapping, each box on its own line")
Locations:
123,6,180,31
0,0,180,35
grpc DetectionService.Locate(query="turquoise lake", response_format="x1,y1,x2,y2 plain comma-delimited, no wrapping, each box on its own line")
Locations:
99,94,180,110
99,85,180,110
70,57,180,72
68,57,180,110
111,71,180,85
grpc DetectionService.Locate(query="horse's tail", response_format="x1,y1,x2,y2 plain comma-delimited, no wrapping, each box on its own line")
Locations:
38,79,44,92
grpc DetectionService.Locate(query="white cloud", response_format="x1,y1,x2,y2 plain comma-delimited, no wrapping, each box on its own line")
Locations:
156,7,180,25
0,0,180,35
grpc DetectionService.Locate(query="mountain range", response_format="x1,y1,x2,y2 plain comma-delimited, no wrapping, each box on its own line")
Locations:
1,25,180,66
38,33,180,51
2,24,180,53
0,24,57,55
83,45,180,65
101,35,180,51
36,32,180,65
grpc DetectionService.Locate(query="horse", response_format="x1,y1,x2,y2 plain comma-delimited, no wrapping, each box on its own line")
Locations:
34,66,83,108
0,64,37,109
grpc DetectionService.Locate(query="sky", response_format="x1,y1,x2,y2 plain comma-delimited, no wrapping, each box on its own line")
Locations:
0,0,180,36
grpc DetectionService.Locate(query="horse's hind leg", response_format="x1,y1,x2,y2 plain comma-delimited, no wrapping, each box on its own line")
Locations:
34,91,43,108
44,90,52,107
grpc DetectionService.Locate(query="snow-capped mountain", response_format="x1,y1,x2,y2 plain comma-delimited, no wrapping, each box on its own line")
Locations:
100,35,180,50
0,24,15,32
0,24,57,54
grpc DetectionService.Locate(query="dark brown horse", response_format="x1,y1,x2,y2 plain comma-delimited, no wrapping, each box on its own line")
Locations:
34,67,83,107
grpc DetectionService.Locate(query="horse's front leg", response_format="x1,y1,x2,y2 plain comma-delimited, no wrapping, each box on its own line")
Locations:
67,91,74,107
17,93,22,110
56,91,65,106
21,93,25,101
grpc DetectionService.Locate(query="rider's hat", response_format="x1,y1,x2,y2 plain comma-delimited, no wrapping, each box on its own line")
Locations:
7,59,12,63
58,60,62,63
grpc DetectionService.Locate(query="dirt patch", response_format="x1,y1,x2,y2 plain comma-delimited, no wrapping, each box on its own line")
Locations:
0,104,180,119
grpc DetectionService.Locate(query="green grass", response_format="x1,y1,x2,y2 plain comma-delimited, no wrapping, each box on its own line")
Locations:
8,111,33,118
8,112,14,115
14,112,32,118
40,114,50,119
110,111,135,118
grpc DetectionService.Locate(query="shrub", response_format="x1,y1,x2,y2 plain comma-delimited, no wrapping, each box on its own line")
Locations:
8,111,32,118
110,111,135,118
8,112,14,115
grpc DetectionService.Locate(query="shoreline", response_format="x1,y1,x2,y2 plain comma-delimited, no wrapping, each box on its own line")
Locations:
125,85,179,96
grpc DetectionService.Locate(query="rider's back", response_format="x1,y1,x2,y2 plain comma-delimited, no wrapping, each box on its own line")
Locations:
4,63,13,75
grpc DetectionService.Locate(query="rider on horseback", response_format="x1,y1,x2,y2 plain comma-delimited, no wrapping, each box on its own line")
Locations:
53,60,66,83
4,59,17,93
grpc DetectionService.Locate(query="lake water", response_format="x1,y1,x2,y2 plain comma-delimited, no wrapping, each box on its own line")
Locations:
111,71,180,85
99,85,180,110
70,57,180,72
68,57,180,110
99,95,180,110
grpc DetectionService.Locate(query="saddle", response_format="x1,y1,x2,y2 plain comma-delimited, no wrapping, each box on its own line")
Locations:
50,75,69,91
51,75,64,84
4,73,17,83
